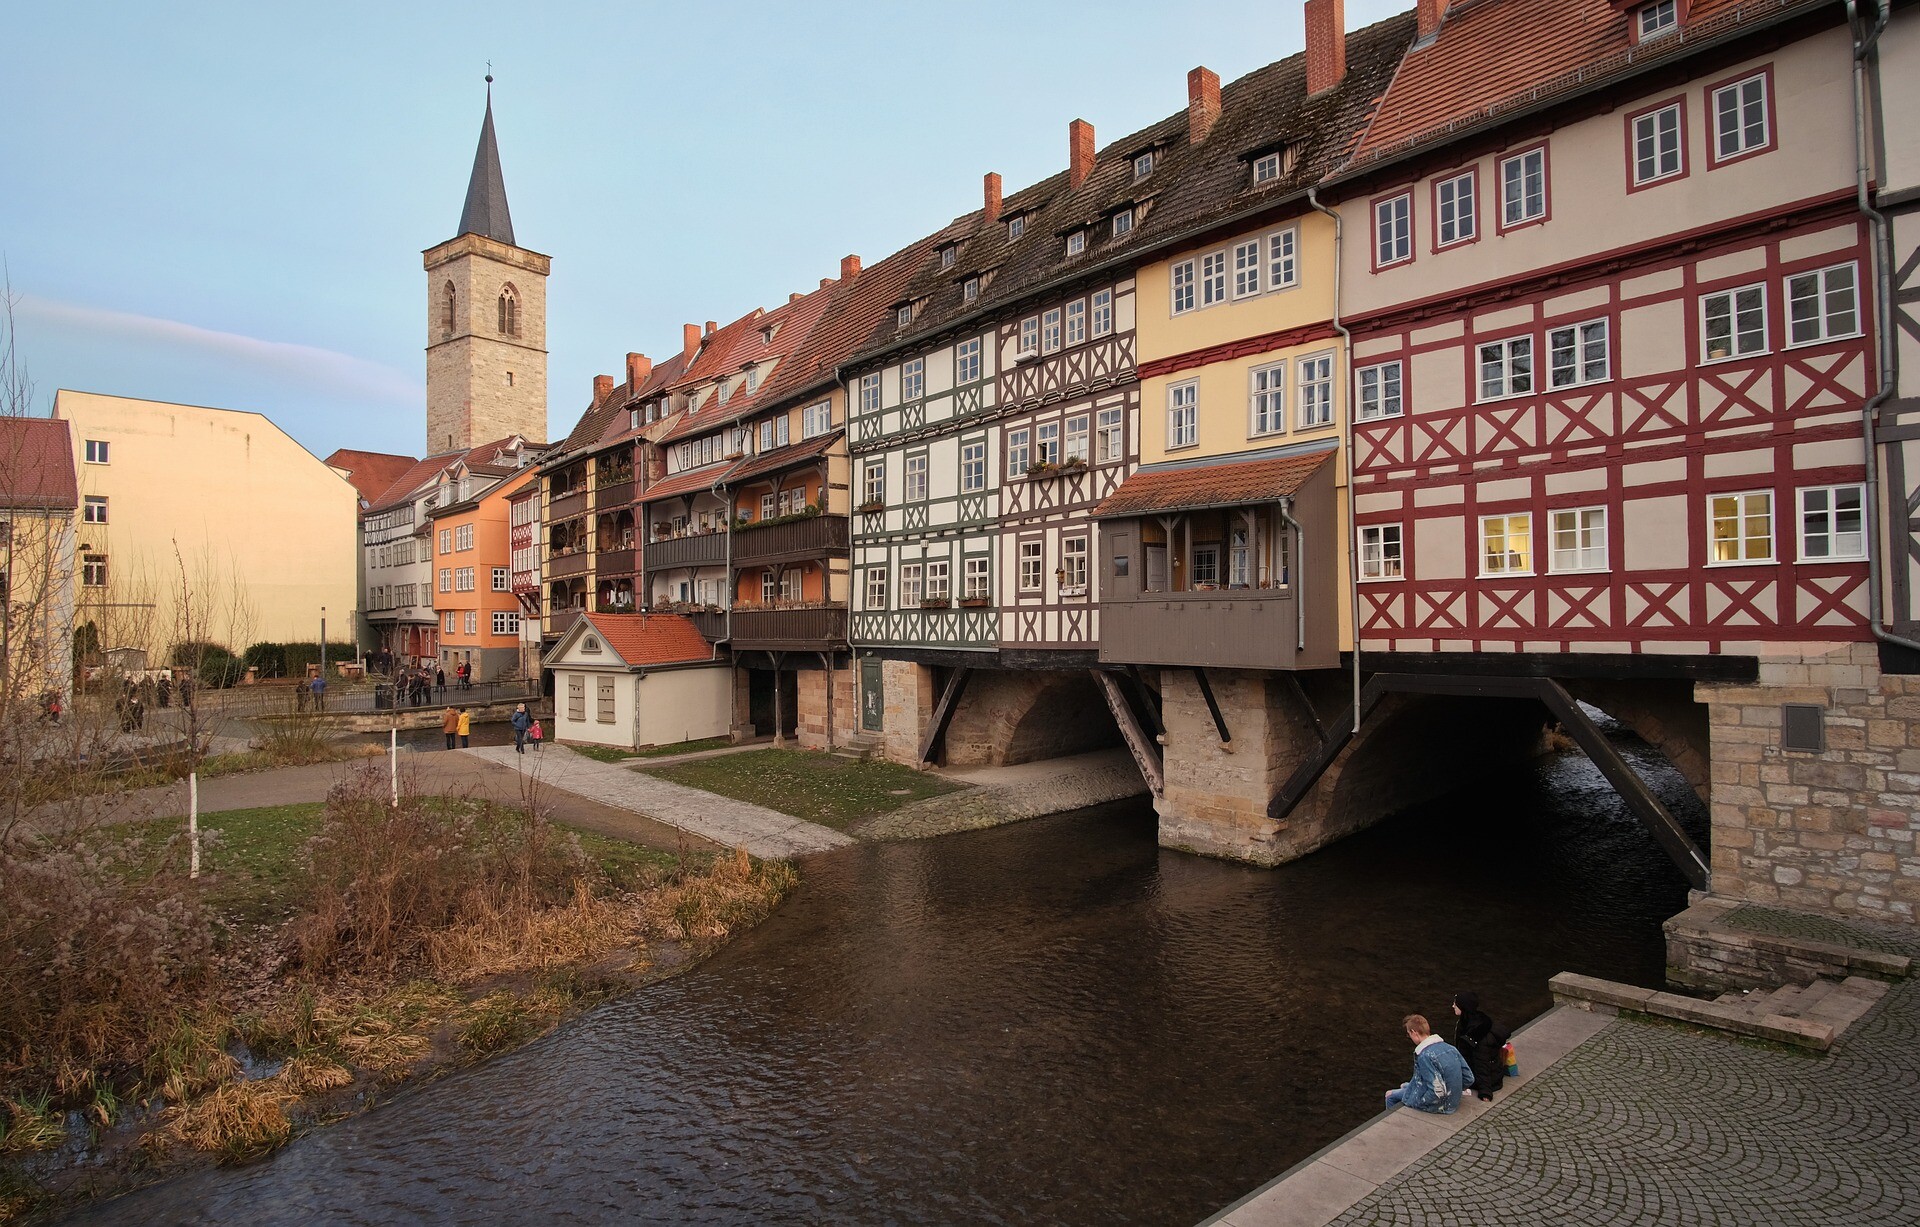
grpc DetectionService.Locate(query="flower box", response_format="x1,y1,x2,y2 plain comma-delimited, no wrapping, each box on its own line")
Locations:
959,597,992,608
857,500,885,513
920,598,952,610
1025,462,1056,478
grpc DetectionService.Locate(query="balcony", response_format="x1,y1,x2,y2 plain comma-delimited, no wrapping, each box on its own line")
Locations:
732,515,849,569
546,607,584,637
595,478,634,508
688,609,729,642
548,488,587,521
546,550,589,580
595,547,638,577
645,531,728,571
728,605,848,651
1099,589,1333,670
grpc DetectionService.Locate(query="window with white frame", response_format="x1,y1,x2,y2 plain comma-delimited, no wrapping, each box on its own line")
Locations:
1480,513,1533,576
1253,151,1282,184
1710,490,1774,563
1006,428,1031,476
465,610,478,635
761,492,776,520
956,337,982,383
1020,316,1040,355
1712,73,1770,161
1478,336,1535,399
1191,545,1220,586
964,556,990,599
866,566,888,609
961,440,987,492
1112,209,1134,238
457,567,475,591
1638,0,1677,37
1250,361,1287,436
84,439,109,464
439,568,452,592
1632,103,1683,184
898,304,914,328
1799,485,1865,560
1226,527,1251,586
444,611,457,633
1133,150,1154,180
759,417,791,451
83,495,108,523
439,528,452,554
1358,525,1402,579
1788,263,1859,345
492,610,520,636
1169,381,1198,448
1436,172,1476,246
1097,406,1123,462
964,275,980,301
1066,300,1087,345
1066,230,1086,257
1548,319,1610,388
1065,415,1089,462
1703,285,1767,359
899,562,923,606
1171,260,1196,314
457,524,474,550
1062,537,1089,591
1550,507,1608,572
1201,251,1228,306
1042,309,1063,354
863,462,884,506
925,559,950,601
1092,289,1114,336
1499,148,1547,226
1269,227,1298,288
859,373,881,414
1357,361,1404,420
492,567,510,591
1036,421,1061,466
803,401,831,438
1233,240,1262,298
902,357,925,400
1019,541,1044,591
82,553,108,587
1008,215,1026,241
1375,193,1412,267
1298,354,1334,428
941,245,956,270
905,453,929,502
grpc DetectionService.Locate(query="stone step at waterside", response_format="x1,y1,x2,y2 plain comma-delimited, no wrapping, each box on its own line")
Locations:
1550,971,1891,1050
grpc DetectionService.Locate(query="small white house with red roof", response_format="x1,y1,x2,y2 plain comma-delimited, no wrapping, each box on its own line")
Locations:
541,611,728,749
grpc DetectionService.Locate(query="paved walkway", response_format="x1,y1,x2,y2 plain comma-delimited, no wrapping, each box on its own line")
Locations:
857,747,1148,840
1208,919,1920,1226
463,744,854,859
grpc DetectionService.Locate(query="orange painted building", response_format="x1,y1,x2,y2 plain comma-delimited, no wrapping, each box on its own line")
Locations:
431,462,541,682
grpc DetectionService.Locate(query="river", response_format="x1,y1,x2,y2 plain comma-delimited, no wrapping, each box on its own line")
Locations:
77,724,1703,1226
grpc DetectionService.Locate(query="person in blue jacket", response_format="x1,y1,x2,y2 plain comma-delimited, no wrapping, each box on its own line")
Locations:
510,702,532,754
1385,1013,1473,1114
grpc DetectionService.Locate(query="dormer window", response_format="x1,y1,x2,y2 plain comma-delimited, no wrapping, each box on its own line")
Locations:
746,366,761,392
963,276,980,303
1066,230,1086,257
897,303,914,328
1008,215,1027,241
1253,151,1282,184
941,245,957,270
1133,150,1155,180
1638,0,1678,38
1111,209,1134,238
717,379,732,405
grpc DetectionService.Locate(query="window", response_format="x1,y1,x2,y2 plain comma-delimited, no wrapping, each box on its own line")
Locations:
1191,545,1219,586
1092,289,1113,337
83,495,108,524
863,462,885,506
866,566,888,609
1632,103,1684,185
439,528,452,554
962,440,987,492
464,610,478,635
1375,193,1412,267
761,492,777,520
803,401,831,438
1800,485,1865,560
1703,285,1767,360
902,357,925,401
1008,215,1026,240
1711,491,1775,563
1201,251,1228,306
963,275,980,301
897,304,914,328
1036,421,1061,466
1788,263,1859,345
596,676,615,724
1253,151,1282,184
949,338,980,386
1065,415,1089,462
1250,362,1287,436
1357,362,1404,420
444,611,457,634
746,366,761,392
1133,150,1155,180
1550,507,1609,572
439,568,453,593
1548,319,1610,388
493,610,519,636
1298,354,1334,428
1006,428,1031,476
1435,172,1476,246
498,284,519,337
492,567,510,592
965,556,990,599
1480,513,1533,576
1062,537,1089,591
1478,336,1534,400
761,569,779,604
1065,300,1086,345
456,567,475,591
941,245,956,270
1712,72,1771,163
899,563,923,607
1042,309,1063,354
442,282,456,338
456,524,474,551
1169,382,1198,449
905,453,928,502
924,560,950,602
859,373,881,414
1019,316,1040,355
1111,209,1133,238
1268,227,1298,289
1499,147,1547,228
566,675,585,721
1639,0,1677,37
1066,231,1086,257
82,553,108,587
83,439,109,464
1019,541,1044,591
1097,407,1123,462
1233,240,1263,298
1360,527,1402,580
759,417,790,450
1171,260,1196,314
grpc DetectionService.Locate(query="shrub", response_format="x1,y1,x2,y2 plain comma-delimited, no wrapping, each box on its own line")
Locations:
242,642,288,678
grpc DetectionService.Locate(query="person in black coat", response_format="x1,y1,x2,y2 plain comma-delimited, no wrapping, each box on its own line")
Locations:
1451,991,1508,1102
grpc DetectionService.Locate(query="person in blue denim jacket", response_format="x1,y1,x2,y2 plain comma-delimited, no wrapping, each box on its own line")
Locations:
1384,1013,1473,1114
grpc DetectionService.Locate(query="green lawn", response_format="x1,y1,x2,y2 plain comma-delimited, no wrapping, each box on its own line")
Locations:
566,744,636,764
632,736,733,759
639,749,961,831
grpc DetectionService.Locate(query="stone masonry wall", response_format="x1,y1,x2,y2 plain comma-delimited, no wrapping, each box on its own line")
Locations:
879,658,934,767
793,663,859,752
1701,642,1920,923
941,671,1120,767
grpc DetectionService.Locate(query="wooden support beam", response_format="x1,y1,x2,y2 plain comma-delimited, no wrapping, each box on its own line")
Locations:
1093,670,1164,796
1280,672,1328,744
918,666,971,766
1266,676,1390,821
1126,665,1165,738
1193,668,1232,750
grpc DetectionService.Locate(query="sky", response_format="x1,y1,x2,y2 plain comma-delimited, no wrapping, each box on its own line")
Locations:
4,0,1405,464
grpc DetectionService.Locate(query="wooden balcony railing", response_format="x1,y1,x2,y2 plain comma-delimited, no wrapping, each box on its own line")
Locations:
727,605,848,650
645,532,729,571
732,515,850,568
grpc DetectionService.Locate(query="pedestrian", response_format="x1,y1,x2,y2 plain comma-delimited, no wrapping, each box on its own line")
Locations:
530,718,543,750
296,679,309,712
457,707,472,748
435,665,446,699
157,673,172,708
442,704,460,750
309,673,327,712
1385,1014,1472,1114
510,702,531,754
1451,992,1509,1103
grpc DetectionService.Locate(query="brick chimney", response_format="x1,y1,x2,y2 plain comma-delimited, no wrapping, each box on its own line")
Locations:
626,352,651,390
705,320,717,336
841,254,862,280
983,172,1003,225
1305,0,1347,96
1069,119,1096,190
1188,67,1221,145
1416,0,1443,38
683,323,702,357
592,374,614,405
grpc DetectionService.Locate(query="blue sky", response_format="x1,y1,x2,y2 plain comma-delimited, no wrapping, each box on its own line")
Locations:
4,1,1404,462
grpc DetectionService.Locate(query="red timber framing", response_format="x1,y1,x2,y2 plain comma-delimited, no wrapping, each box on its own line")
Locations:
1349,193,1877,655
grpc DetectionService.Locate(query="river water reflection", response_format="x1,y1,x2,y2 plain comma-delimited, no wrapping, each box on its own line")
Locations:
81,732,1702,1226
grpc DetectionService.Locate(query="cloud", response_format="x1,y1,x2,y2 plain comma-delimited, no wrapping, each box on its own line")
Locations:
14,294,423,408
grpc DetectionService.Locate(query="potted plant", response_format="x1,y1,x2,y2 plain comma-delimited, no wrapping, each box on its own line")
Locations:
920,596,951,609
1059,455,1087,471
959,596,992,608
857,498,885,513
1026,460,1056,478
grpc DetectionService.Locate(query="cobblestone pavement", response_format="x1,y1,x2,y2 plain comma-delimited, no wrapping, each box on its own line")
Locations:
855,747,1148,840
463,744,854,859
1721,904,1914,954
1316,936,1920,1226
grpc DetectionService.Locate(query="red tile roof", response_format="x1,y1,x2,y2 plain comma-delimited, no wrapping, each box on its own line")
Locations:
1092,447,1334,518
365,451,462,512
0,417,79,510
638,463,733,506
579,612,715,667
324,448,420,504
725,431,840,486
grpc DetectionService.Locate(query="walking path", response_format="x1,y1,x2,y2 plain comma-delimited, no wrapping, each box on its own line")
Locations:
1205,915,1920,1227
857,747,1148,841
464,744,854,859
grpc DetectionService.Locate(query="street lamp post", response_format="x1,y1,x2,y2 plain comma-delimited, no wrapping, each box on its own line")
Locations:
320,606,327,678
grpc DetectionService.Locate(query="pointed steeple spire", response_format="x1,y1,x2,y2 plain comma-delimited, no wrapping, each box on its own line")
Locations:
457,75,516,246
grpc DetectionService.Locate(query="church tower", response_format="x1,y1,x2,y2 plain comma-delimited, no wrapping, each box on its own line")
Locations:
423,78,550,453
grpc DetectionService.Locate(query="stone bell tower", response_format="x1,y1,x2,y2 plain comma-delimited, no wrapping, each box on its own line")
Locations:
422,77,550,452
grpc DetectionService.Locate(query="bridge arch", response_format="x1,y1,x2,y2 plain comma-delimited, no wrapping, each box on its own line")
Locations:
940,669,1122,767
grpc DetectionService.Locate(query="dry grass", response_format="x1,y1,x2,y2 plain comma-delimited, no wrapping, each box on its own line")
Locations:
155,1079,291,1162
639,847,798,948
2,1096,66,1153
273,1056,353,1095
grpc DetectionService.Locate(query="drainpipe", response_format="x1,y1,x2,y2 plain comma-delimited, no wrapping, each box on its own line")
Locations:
714,476,733,645
1275,496,1307,652
1845,0,1920,654
1308,185,1365,723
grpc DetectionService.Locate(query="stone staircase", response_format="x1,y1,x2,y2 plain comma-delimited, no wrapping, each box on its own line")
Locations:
1551,970,1890,1051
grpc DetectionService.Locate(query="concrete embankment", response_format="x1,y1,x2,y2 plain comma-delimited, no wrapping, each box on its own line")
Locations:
856,747,1149,841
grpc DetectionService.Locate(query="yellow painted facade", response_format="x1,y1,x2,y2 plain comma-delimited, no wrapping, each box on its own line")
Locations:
52,390,358,651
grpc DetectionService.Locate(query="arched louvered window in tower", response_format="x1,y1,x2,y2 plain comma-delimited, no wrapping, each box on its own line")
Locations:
441,282,456,338
498,283,519,337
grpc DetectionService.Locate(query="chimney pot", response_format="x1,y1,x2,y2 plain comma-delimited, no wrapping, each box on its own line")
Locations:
1305,0,1347,96
983,172,1003,226
1069,119,1096,190
683,323,702,356
1416,0,1442,38
592,374,614,404
1187,67,1222,145
841,254,862,280
626,352,651,389
705,320,717,337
